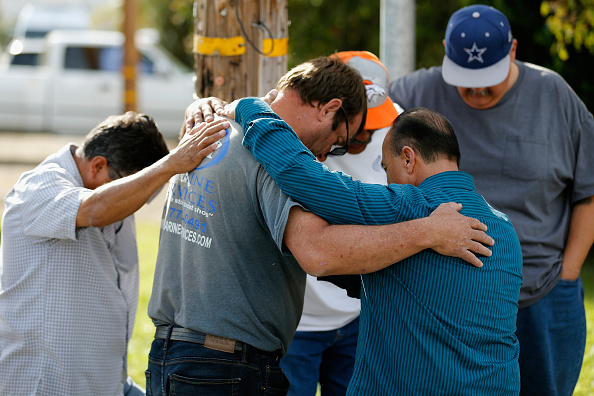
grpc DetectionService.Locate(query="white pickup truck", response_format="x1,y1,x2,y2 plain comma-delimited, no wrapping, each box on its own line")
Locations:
0,29,195,137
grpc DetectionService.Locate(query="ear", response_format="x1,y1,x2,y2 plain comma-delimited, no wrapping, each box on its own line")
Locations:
509,39,518,62
89,156,109,179
401,146,416,175
317,98,342,122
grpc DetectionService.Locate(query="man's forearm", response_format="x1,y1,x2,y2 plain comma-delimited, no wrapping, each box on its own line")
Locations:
77,120,228,227
286,208,434,276
77,157,176,227
286,206,491,275
561,196,594,280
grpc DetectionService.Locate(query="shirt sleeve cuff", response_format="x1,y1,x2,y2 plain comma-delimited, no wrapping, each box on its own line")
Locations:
235,97,276,131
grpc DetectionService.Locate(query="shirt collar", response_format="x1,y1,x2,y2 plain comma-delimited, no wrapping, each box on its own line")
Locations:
418,171,476,192
50,143,85,187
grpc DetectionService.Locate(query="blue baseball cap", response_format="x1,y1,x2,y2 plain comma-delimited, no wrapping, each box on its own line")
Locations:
442,5,513,88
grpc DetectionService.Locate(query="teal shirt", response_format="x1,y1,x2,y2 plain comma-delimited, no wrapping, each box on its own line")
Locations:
237,98,523,394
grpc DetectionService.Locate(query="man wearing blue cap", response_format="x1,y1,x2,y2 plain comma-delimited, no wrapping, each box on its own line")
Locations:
390,4,594,395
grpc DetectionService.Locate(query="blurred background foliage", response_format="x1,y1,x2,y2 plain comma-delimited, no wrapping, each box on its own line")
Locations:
541,0,594,61
138,0,594,108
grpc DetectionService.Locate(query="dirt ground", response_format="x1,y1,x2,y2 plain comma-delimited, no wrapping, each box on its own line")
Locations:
0,131,177,224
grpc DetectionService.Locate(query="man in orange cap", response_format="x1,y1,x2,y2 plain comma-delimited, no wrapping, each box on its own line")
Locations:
279,51,401,396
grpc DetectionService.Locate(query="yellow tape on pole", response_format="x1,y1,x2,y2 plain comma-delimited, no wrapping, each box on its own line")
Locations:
195,35,246,56
262,37,288,57
124,90,136,105
123,65,136,79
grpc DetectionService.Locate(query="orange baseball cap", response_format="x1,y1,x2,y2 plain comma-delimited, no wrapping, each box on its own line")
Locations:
334,51,398,130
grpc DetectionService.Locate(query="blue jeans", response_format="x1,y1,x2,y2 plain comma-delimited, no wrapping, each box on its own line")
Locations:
146,332,289,396
516,277,587,396
280,317,359,396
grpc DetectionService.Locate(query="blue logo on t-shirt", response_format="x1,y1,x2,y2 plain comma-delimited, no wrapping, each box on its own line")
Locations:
195,128,231,170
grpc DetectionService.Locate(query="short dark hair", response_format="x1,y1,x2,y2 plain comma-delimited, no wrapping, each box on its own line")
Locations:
276,55,367,134
80,112,169,178
386,107,461,166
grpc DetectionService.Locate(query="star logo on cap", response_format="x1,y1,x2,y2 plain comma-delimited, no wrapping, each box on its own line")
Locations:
464,42,487,63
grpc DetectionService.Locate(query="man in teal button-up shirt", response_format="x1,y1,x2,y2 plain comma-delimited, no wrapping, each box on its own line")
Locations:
231,102,523,395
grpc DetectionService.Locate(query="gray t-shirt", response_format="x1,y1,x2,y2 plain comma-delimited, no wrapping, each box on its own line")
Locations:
148,118,305,355
389,61,594,307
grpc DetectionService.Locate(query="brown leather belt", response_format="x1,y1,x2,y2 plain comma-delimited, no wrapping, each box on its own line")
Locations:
154,325,280,360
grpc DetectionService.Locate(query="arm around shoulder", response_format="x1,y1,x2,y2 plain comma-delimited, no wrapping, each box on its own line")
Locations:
283,207,429,276
284,203,493,276
76,121,228,227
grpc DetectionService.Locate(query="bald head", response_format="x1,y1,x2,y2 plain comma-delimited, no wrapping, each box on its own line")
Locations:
382,108,460,186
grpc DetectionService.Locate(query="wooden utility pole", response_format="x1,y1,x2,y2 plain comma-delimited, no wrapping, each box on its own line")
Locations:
194,0,288,102
123,0,138,112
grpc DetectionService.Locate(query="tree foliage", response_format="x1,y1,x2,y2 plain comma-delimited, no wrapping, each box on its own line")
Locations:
541,0,594,60
286,0,380,66
140,0,194,67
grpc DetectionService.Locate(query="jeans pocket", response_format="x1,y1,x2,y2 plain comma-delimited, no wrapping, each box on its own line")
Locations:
558,277,579,285
262,365,289,395
169,373,240,396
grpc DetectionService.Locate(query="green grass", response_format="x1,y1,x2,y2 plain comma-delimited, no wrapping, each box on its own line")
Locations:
128,221,162,386
576,263,594,395
129,221,594,393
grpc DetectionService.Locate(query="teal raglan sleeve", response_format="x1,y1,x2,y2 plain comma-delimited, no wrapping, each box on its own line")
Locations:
236,97,403,226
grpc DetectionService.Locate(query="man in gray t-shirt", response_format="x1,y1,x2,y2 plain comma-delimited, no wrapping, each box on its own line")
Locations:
146,56,494,396
389,5,594,395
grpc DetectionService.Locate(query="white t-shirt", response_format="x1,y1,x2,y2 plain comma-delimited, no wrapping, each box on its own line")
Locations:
296,126,390,331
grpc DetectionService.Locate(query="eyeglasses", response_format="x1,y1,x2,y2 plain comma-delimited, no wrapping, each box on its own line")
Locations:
327,106,349,156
